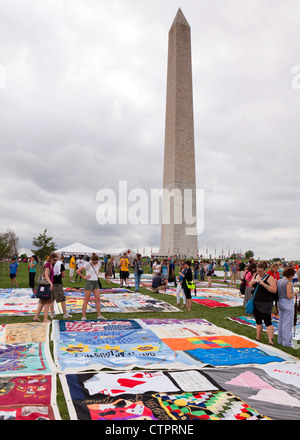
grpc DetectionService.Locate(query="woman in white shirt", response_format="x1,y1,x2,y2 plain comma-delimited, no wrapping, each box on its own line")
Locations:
76,254,106,321
152,259,161,276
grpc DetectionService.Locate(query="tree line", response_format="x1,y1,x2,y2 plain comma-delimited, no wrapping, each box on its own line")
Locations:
0,228,56,278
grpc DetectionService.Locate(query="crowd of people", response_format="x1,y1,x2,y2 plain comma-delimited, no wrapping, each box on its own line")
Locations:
150,259,194,311
5,252,300,348
240,258,299,348
145,256,300,347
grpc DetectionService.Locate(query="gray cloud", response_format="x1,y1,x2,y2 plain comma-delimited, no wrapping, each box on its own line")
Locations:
1,0,300,259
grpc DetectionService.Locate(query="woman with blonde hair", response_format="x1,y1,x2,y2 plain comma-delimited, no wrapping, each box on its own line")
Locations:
76,253,106,321
267,262,280,314
267,262,280,281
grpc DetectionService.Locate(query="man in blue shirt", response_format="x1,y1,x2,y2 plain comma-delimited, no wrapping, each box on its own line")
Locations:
223,260,229,283
9,257,19,287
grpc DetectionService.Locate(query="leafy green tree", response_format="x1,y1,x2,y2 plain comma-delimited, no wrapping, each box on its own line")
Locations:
31,229,57,262
245,250,254,259
0,234,10,260
2,228,19,258
0,227,19,279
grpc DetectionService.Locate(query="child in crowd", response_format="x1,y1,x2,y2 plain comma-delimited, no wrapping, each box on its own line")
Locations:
9,257,19,287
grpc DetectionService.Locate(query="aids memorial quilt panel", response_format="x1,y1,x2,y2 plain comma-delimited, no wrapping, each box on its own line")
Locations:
0,288,60,316
0,342,54,376
0,374,60,420
161,287,243,308
203,365,300,420
0,322,50,344
185,346,288,367
91,293,181,313
140,319,233,339
60,369,268,420
53,319,294,373
52,320,197,373
0,321,55,376
228,315,300,340
140,319,292,367
61,291,180,314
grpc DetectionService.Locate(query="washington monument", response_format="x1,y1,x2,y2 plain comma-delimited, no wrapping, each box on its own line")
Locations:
160,9,198,257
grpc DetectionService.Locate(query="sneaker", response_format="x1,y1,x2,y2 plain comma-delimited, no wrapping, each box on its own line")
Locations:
81,317,87,321
63,313,72,319
97,315,107,320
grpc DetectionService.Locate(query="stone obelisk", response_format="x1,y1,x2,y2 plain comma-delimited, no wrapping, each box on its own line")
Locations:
160,9,198,257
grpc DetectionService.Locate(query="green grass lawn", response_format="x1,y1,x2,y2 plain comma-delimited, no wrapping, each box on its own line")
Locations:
0,261,299,420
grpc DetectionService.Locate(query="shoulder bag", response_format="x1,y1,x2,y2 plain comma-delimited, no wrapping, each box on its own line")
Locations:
90,262,102,289
36,272,52,300
245,275,267,315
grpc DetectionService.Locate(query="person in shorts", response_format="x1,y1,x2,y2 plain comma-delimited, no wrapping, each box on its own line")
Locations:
119,253,130,288
75,255,85,282
33,253,57,323
76,253,106,321
9,257,19,287
230,261,238,287
69,255,76,282
51,258,72,319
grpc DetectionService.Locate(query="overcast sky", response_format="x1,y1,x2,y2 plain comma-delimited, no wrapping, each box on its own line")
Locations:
1,0,300,260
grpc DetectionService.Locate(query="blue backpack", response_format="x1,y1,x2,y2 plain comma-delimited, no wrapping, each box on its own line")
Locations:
245,275,268,315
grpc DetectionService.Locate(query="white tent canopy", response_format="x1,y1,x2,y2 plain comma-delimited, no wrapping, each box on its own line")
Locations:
55,242,104,256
